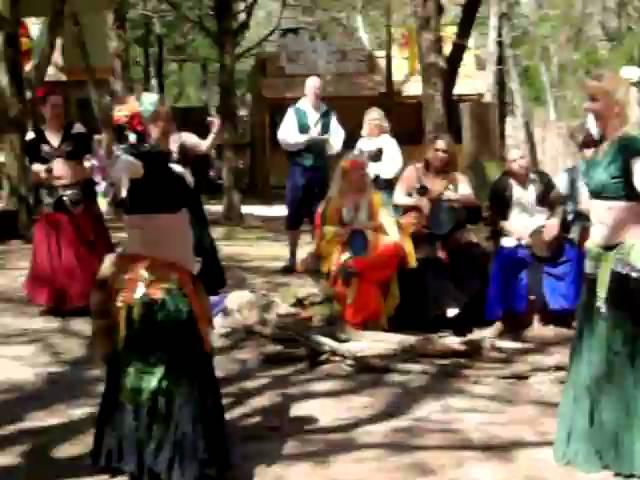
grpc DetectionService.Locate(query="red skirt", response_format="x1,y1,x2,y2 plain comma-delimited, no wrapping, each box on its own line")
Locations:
25,205,113,312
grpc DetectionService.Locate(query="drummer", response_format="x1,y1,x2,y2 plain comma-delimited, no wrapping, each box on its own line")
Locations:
486,147,583,334
390,132,488,334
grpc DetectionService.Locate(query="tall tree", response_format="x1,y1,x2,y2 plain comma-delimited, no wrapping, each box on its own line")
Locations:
503,16,537,166
443,0,482,143
1,0,32,237
163,0,287,223
113,0,131,95
142,0,153,90
483,0,501,104
414,0,446,139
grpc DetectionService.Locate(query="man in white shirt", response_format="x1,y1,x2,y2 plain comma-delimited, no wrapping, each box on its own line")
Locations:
277,75,345,272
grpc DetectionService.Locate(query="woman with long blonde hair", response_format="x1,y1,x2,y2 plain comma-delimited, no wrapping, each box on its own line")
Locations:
354,107,403,204
554,71,640,478
314,151,413,330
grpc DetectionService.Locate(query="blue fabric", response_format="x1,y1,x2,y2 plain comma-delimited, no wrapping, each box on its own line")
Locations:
285,163,328,231
486,241,584,321
346,229,369,257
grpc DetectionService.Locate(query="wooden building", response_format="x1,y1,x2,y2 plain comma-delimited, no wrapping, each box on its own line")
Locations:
250,25,498,198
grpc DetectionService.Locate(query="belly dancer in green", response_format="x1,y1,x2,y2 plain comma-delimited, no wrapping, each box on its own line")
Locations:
555,70,640,478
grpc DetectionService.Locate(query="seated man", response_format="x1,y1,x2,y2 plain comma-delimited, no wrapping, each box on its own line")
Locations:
554,121,599,248
314,152,415,330
486,147,583,333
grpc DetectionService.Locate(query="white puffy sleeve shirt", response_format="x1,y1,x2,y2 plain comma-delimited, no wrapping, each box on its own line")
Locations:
277,99,345,155
355,133,404,180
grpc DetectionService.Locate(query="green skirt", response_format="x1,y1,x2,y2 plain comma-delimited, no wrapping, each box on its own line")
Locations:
555,241,640,476
91,261,231,480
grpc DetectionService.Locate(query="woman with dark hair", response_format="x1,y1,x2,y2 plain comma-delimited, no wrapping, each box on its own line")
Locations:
24,84,113,315
554,71,640,479
109,93,226,296
390,133,488,334
91,95,232,480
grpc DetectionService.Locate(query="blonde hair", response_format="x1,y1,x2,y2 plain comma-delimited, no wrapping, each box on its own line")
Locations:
361,107,390,136
585,71,640,128
327,151,371,199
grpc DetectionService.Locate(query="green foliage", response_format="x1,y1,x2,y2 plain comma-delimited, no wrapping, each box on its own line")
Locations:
504,0,640,122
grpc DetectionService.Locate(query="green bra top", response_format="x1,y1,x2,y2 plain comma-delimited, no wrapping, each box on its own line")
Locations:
584,133,640,201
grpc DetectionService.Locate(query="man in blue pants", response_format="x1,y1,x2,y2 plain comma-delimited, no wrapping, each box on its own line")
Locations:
277,75,345,272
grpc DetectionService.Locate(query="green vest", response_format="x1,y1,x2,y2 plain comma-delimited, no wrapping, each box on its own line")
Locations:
288,106,332,168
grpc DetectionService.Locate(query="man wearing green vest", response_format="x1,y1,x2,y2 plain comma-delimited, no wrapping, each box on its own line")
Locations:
277,75,346,273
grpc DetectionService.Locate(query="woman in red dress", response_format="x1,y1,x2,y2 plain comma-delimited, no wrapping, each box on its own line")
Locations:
24,85,113,315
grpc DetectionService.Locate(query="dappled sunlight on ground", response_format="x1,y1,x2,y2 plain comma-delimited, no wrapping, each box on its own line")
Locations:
0,221,613,480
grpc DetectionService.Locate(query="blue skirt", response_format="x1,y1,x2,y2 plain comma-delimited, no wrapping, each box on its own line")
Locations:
486,241,583,321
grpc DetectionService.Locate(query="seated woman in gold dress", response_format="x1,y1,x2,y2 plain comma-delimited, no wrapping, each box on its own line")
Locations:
314,152,415,330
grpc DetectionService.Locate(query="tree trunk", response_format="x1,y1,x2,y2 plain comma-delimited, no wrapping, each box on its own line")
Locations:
503,20,537,167
483,0,500,104
69,10,112,131
496,13,506,157
384,0,393,102
444,0,481,143
113,0,130,95
539,56,556,121
200,61,209,105
355,0,370,49
215,0,242,224
155,24,164,95
32,0,67,87
414,0,446,140
2,0,32,237
142,0,152,91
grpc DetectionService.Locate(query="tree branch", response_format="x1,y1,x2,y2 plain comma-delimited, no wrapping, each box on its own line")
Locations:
233,0,257,18
236,0,287,59
0,13,10,31
233,0,259,37
33,0,68,87
163,0,217,39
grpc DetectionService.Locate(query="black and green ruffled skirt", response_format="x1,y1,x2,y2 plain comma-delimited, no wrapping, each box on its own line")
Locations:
91,261,231,480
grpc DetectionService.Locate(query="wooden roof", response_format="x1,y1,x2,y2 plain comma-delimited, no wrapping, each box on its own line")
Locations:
258,52,487,100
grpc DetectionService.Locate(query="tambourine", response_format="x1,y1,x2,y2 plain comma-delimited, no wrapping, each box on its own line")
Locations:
366,148,383,163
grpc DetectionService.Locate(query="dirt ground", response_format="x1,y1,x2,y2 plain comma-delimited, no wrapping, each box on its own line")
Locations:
0,218,613,480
